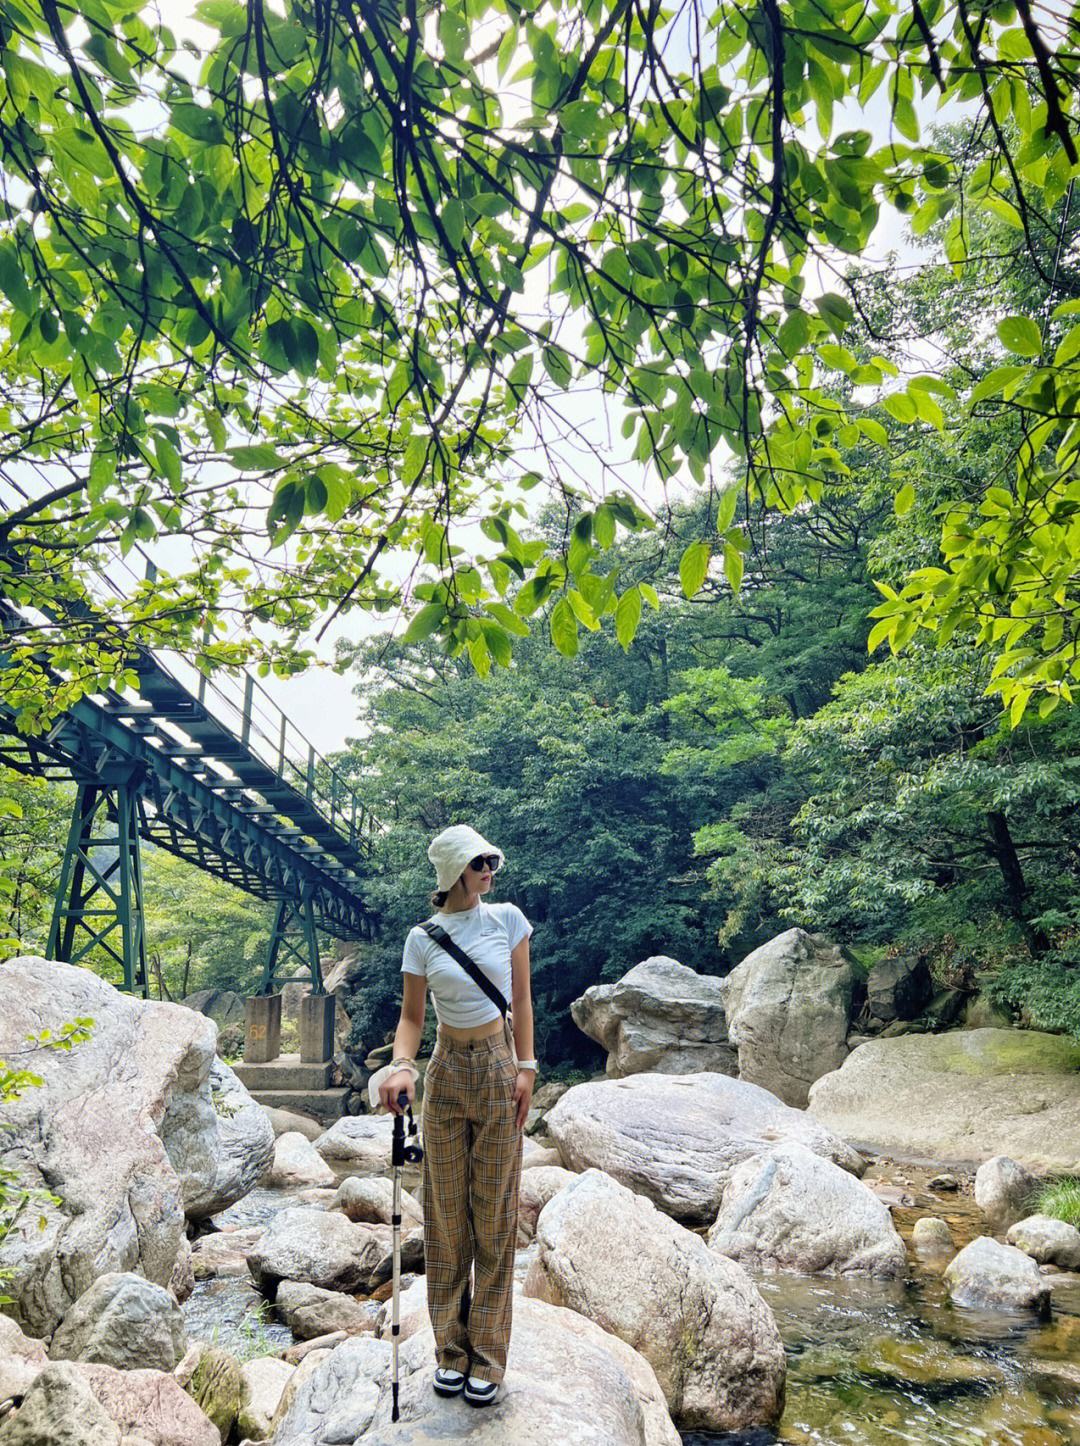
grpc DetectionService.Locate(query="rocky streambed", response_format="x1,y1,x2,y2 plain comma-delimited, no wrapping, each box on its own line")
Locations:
180,1154,1080,1446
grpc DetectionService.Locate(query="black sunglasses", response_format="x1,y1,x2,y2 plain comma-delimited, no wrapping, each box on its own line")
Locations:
468,854,501,873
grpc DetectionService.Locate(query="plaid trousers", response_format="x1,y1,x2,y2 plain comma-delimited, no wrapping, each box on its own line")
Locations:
420,1017,523,1383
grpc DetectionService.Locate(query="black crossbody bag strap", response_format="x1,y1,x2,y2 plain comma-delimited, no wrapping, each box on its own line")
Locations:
420,921,509,1017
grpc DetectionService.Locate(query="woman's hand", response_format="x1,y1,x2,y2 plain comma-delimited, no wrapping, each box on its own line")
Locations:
512,1070,534,1131
379,1068,416,1115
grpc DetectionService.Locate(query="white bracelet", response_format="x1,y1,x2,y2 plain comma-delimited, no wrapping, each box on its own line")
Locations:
517,1059,538,1072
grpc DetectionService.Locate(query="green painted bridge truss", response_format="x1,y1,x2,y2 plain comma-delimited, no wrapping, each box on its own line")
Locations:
0,601,378,997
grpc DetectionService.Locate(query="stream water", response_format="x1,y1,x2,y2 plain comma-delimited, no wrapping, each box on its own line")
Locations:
183,1157,1080,1445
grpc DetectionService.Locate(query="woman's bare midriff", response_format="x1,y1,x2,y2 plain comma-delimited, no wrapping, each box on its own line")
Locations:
436,1016,505,1042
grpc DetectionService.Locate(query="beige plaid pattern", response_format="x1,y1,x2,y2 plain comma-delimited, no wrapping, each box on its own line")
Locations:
420,1018,523,1383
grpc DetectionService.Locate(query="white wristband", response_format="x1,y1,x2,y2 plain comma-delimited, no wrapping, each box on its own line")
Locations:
516,1059,538,1072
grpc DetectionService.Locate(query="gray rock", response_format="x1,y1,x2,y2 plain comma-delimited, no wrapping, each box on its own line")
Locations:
0,1316,48,1405
262,1109,323,1143
912,1217,954,1251
707,1142,907,1277
274,1281,382,1340
68,1361,220,1445
272,1297,680,1445
809,1030,1080,1171
313,1117,394,1174
332,1177,422,1230
176,1344,245,1443
180,990,246,1030
247,1207,387,1295
190,1226,265,1280
263,1133,337,1189
865,955,932,1024
975,1155,1040,1230
524,1168,784,1433
48,1272,186,1372
161,1054,276,1221
720,928,858,1107
0,1361,121,1446
518,1166,578,1242
571,957,736,1078
0,958,266,1336
544,1070,863,1225
168,1236,194,1304
944,1236,1052,1313
237,1356,295,1440
1006,1215,1080,1271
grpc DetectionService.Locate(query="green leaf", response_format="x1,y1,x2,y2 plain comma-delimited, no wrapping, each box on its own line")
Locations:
614,587,642,650
229,444,283,471
815,292,855,337
679,540,711,598
723,540,744,592
402,602,445,644
997,315,1042,358
549,597,580,656
285,318,320,377
894,481,915,516
715,484,738,534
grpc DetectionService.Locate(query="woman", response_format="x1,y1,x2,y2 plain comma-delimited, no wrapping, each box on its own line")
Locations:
379,823,538,1407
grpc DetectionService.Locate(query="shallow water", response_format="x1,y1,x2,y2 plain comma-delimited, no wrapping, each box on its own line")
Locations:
681,1160,1080,1446
183,1157,1080,1444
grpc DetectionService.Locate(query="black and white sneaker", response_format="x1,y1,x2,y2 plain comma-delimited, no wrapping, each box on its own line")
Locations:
464,1376,499,1406
433,1367,466,1396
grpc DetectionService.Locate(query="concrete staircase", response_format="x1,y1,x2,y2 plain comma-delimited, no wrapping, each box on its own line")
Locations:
233,1054,350,1126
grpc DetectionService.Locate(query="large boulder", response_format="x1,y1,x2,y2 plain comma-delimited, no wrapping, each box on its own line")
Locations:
544,1071,863,1225
809,1029,1080,1170
865,955,933,1025
47,1272,186,1371
0,1361,122,1446
179,989,246,1031
161,1054,276,1220
706,1142,907,1278
944,1236,1052,1313
518,1166,578,1242
0,1316,49,1408
0,1360,220,1446
270,1297,680,1445
174,1343,245,1443
246,1207,388,1295
570,957,736,1078
0,957,271,1338
524,1168,784,1433
314,1117,394,1174
719,929,858,1107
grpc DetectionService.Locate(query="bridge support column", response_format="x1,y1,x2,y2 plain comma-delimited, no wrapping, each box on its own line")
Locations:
244,994,282,1064
47,776,148,997
300,994,335,1064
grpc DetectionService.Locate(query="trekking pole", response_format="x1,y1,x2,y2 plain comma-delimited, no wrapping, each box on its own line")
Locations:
391,1088,423,1423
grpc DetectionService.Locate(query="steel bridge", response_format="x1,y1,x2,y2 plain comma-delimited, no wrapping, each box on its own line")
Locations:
0,592,378,999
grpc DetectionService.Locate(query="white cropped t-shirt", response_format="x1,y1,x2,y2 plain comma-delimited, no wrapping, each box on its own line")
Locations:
401,900,533,1028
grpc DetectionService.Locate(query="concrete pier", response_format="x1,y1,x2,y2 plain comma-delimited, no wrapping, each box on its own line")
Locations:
300,993,336,1064
244,994,282,1064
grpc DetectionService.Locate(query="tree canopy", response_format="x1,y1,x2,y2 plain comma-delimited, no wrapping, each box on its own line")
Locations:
0,0,1077,731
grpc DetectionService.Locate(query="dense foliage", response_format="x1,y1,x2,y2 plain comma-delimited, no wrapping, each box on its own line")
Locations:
0,0,1077,737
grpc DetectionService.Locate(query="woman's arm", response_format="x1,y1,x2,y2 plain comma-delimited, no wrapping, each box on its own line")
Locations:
379,972,426,1114
510,935,536,1129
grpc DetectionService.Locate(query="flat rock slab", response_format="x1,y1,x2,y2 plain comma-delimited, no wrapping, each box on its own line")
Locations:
544,1071,864,1224
808,1028,1080,1170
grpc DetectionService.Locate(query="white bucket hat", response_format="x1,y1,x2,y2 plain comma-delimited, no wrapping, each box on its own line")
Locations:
427,824,504,891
